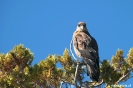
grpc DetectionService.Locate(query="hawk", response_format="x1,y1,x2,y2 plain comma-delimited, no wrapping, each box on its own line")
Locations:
72,22,100,81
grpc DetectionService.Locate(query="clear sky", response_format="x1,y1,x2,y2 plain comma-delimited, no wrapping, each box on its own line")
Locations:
0,0,133,87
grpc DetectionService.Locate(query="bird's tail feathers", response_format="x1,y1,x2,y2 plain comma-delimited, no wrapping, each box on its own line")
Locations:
84,58,100,82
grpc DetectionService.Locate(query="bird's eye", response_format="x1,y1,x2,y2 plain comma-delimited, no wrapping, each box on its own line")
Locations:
83,24,86,27
78,24,80,27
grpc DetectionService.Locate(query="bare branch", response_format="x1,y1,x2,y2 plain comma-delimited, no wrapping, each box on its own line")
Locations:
74,61,80,84
59,81,63,88
117,72,129,83
117,68,133,83
93,79,104,87
81,79,104,87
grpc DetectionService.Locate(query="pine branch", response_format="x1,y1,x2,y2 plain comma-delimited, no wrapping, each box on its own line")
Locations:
117,68,133,83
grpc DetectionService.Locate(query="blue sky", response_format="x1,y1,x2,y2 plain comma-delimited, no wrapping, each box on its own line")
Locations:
0,0,133,87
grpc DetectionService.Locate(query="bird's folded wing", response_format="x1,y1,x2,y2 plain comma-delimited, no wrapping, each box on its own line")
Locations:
73,31,98,59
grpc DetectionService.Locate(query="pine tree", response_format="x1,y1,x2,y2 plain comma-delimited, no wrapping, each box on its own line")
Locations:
0,44,133,88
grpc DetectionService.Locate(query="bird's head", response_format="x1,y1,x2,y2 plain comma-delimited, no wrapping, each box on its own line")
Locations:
76,22,88,32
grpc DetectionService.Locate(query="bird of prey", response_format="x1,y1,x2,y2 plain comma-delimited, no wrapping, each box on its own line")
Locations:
72,22,100,81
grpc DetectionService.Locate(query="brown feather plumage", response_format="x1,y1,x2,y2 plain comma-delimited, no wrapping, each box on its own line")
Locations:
72,22,100,81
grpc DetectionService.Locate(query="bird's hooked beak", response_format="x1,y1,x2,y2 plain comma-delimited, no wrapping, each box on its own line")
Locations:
76,25,86,31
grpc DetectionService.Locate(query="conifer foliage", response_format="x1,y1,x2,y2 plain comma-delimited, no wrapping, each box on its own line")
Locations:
0,44,133,88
